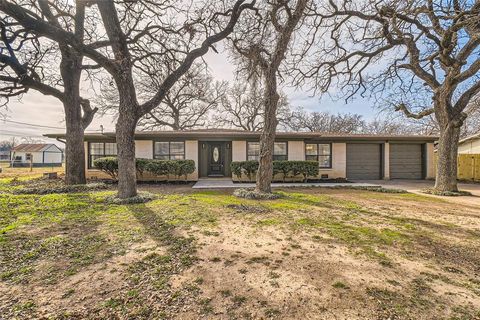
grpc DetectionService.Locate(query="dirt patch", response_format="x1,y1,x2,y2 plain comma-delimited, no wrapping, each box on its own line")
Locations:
2,187,480,319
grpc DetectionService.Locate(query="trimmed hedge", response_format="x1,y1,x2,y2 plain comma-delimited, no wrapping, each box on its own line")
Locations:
93,157,119,179
145,159,195,180
231,160,319,182
93,157,196,181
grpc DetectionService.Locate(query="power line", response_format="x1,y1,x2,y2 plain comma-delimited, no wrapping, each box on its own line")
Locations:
1,119,66,129
0,119,106,132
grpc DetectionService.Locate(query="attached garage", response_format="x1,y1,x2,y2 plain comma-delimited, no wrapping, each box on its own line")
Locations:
346,143,382,180
390,144,424,179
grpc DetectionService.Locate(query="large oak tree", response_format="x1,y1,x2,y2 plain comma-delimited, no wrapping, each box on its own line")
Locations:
296,0,480,192
230,0,309,194
0,1,97,185
0,0,255,198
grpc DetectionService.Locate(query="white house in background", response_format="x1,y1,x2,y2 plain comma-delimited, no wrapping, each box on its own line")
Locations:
458,133,480,154
10,144,63,167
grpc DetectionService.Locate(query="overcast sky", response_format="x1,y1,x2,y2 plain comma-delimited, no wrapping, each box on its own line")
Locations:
0,49,376,145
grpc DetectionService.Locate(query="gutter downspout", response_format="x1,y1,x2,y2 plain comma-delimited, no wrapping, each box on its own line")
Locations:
56,138,66,167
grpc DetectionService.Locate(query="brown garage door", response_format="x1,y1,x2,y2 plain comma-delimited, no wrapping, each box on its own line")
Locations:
346,143,382,180
390,144,423,179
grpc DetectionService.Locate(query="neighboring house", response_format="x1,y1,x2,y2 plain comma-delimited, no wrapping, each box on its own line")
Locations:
0,150,10,161
45,129,437,181
10,144,63,167
458,133,480,154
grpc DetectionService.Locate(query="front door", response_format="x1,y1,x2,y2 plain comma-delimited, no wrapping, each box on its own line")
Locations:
207,143,225,176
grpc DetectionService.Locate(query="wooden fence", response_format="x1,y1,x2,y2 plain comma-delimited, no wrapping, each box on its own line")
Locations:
457,154,480,181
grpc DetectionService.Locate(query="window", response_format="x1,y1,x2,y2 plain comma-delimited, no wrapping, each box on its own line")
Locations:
26,153,32,161
89,142,117,168
247,142,260,161
154,141,185,160
273,142,287,160
247,142,288,161
306,143,332,168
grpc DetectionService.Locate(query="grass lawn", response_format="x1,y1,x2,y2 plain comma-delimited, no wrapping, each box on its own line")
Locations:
1,177,479,319
0,162,64,179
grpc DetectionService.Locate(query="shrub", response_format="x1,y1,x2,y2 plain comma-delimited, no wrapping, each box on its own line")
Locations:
273,161,292,182
175,160,196,180
93,157,196,181
231,161,259,180
145,159,195,181
286,161,319,182
93,157,118,179
231,160,319,182
144,160,170,177
135,158,150,178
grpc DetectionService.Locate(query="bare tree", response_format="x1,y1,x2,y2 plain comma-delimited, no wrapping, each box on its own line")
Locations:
214,80,292,131
230,0,309,193
1,0,255,198
20,136,46,144
138,63,227,131
287,107,365,133
0,137,15,150
458,98,480,138
295,0,480,192
0,1,97,185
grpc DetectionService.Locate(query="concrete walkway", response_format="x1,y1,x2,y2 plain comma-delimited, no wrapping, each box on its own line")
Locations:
192,179,380,189
363,179,480,206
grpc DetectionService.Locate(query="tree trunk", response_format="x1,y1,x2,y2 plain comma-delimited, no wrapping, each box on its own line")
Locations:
61,53,87,185
116,109,138,199
64,106,86,185
255,76,279,194
434,123,460,192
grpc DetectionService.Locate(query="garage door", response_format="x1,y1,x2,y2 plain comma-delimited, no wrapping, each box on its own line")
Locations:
390,144,423,179
346,144,382,180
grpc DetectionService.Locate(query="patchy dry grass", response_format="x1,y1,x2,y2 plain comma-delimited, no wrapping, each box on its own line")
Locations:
1,177,480,319
0,164,64,179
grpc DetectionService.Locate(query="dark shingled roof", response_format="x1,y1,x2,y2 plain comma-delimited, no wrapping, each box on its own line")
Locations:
44,129,438,142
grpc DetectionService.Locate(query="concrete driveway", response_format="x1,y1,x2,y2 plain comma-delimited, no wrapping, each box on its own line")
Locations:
362,179,480,206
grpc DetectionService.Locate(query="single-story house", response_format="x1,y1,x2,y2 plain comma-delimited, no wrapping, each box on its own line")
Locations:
458,133,480,154
46,129,437,181
0,150,10,161
10,144,63,167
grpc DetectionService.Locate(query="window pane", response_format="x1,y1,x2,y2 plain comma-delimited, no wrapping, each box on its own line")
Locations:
318,155,331,168
155,142,169,155
306,155,318,161
154,155,169,160
170,154,185,160
90,143,104,155
305,144,318,155
319,144,331,156
273,155,288,161
274,142,287,155
247,155,259,161
247,142,260,156
170,142,184,155
105,143,117,155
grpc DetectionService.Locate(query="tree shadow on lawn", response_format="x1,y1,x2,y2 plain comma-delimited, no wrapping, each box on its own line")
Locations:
0,192,128,318
127,202,284,319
